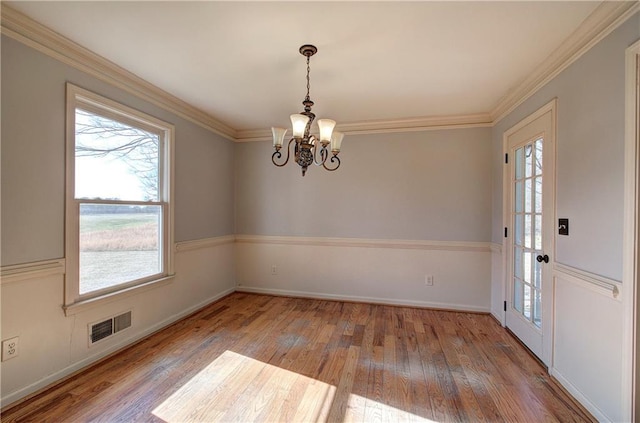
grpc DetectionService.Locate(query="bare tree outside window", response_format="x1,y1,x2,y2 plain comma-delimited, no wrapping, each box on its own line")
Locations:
75,109,159,201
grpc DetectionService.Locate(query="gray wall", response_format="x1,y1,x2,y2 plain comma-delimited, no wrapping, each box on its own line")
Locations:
491,13,640,281
236,128,492,242
1,35,235,266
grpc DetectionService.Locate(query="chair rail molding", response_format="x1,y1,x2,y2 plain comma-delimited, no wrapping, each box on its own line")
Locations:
175,235,236,253
553,262,621,301
235,235,491,252
0,259,66,285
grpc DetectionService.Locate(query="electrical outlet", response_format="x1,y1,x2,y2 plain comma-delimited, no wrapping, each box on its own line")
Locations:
2,337,19,361
271,265,278,275
425,275,434,286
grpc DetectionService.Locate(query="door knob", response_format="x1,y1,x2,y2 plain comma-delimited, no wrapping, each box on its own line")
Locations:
536,254,549,263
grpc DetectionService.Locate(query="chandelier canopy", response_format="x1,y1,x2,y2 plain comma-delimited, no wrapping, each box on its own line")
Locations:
271,44,344,176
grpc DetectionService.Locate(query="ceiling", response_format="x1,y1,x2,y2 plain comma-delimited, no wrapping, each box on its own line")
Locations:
7,1,602,134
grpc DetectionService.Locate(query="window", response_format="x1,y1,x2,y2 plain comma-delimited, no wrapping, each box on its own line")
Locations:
65,84,174,310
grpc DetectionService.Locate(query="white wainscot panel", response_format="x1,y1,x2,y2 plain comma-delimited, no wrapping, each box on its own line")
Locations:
0,237,236,408
490,243,504,323
552,270,623,422
235,237,491,312
1,272,71,405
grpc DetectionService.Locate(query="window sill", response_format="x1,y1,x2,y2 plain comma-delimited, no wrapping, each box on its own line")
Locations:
62,274,175,316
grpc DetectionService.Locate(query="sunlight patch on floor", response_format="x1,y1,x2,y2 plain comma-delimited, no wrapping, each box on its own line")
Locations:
152,350,439,422
152,350,335,422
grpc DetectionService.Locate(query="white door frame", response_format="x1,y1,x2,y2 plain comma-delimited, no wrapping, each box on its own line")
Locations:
502,99,557,367
622,39,640,423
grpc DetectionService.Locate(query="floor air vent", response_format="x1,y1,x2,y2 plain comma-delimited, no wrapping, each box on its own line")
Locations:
90,311,132,344
114,311,132,332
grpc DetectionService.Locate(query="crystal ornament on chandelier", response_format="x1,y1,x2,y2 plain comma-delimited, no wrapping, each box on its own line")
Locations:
271,44,344,176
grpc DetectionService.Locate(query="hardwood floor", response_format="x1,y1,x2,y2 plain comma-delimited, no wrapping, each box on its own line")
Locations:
2,293,594,422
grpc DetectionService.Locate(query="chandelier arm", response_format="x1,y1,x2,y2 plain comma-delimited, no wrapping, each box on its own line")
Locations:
312,145,321,166
311,137,327,166
318,146,328,166
272,138,295,167
322,154,341,172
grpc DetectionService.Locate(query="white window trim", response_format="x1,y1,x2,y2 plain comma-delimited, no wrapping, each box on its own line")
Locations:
64,83,175,315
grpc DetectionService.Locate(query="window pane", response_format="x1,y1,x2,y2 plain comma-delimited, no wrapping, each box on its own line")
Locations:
525,144,533,178
524,251,532,284
515,214,523,247
75,109,159,201
535,139,543,176
534,259,542,289
524,214,532,249
515,181,523,213
514,246,523,279
535,177,542,213
524,284,531,320
535,214,542,250
515,147,524,180
525,179,532,213
514,279,523,313
79,203,162,294
533,289,542,328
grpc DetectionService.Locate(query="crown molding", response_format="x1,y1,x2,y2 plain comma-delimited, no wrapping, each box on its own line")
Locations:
0,4,237,141
2,2,638,141
235,113,493,142
491,1,640,124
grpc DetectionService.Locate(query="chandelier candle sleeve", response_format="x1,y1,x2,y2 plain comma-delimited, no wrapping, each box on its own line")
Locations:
272,127,287,149
331,131,344,153
290,114,309,139
271,44,344,176
317,119,336,144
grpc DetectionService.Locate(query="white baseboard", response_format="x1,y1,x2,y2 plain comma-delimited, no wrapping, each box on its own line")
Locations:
490,310,504,326
236,286,490,313
550,368,608,422
0,287,235,409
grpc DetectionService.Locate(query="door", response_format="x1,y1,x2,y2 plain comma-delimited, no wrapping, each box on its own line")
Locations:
504,101,556,366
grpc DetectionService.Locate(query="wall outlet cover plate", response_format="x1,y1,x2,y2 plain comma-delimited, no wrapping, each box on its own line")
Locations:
2,337,19,361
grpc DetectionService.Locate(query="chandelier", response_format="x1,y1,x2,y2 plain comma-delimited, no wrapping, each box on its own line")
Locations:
271,44,344,176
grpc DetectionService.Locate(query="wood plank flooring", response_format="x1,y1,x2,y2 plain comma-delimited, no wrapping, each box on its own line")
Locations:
1,293,594,422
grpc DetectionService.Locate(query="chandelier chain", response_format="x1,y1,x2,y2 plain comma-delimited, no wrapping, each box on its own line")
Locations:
306,55,311,101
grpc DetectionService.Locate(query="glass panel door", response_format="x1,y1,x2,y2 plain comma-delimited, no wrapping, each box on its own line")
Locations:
513,139,543,328
504,100,555,366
